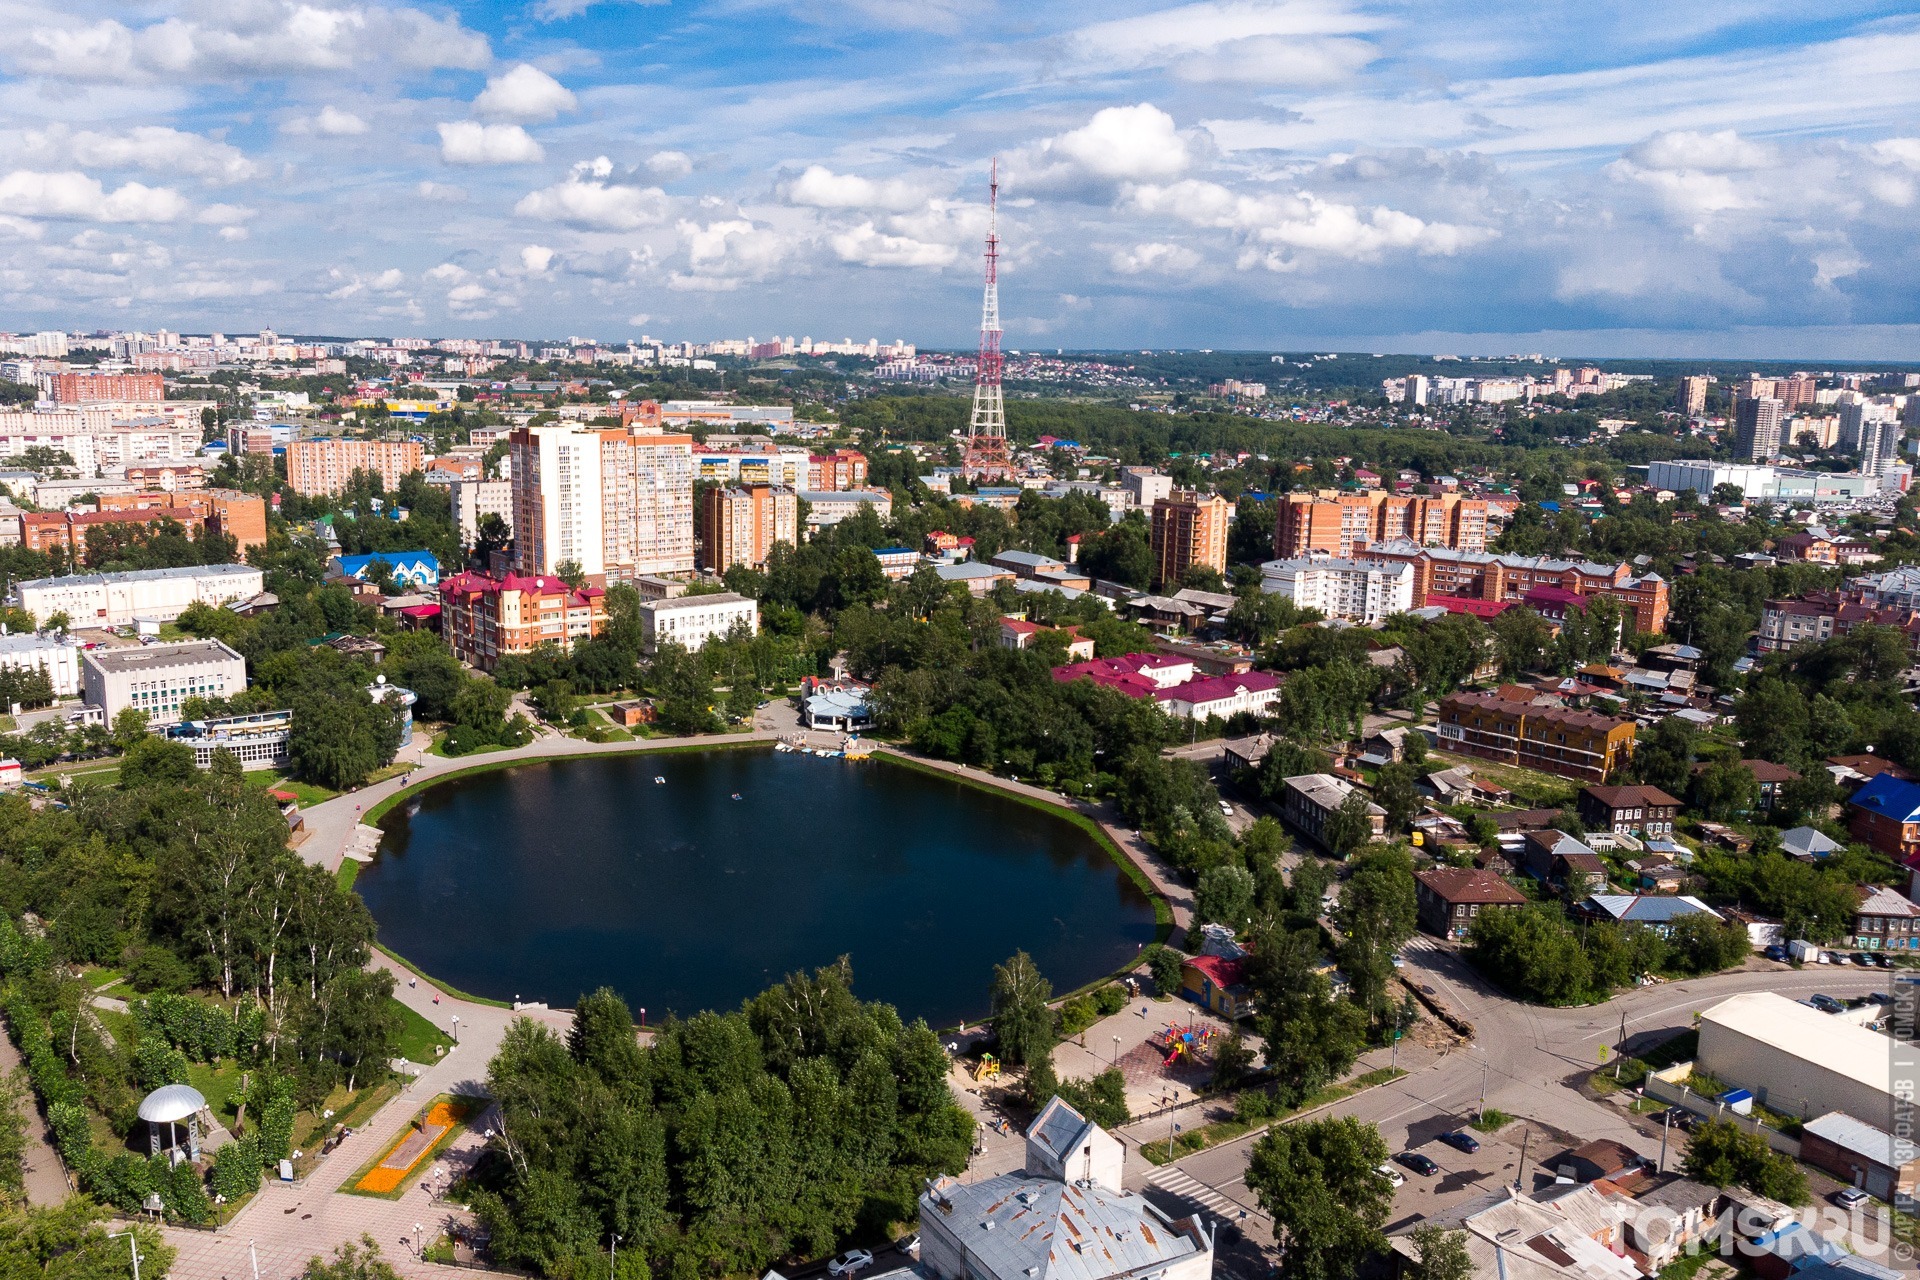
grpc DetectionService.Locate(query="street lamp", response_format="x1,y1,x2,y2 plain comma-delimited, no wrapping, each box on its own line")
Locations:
108,1232,141,1280
415,1224,424,1258
450,1015,459,1044
1111,1035,1121,1067
610,1233,621,1280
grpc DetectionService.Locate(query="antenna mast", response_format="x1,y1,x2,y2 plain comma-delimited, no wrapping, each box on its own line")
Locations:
963,158,1012,479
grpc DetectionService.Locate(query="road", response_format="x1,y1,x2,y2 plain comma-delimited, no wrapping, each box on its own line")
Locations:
1128,943,1904,1254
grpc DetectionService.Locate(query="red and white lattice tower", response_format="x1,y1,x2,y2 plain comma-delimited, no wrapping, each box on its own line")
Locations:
963,158,1012,479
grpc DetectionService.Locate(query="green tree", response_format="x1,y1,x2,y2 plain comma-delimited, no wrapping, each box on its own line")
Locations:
1195,865,1256,932
1245,1116,1392,1280
109,708,150,752
989,951,1054,1068
1683,1119,1809,1204
300,1235,404,1280
1324,789,1378,857
1147,945,1186,997
1373,762,1420,833
1467,904,1596,1005
1405,1224,1474,1280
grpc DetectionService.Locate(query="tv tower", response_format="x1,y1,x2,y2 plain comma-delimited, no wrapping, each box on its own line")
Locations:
963,158,1012,480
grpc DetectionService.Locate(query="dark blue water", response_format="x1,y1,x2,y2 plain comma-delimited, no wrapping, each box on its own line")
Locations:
358,749,1158,1026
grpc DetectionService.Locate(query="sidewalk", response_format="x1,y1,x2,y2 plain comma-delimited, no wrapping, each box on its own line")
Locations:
0,1016,69,1206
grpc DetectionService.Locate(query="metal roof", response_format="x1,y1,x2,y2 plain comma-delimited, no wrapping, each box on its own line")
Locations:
138,1083,207,1123
923,1174,1205,1280
1700,992,1896,1099
82,638,243,674
13,563,258,591
1803,1112,1917,1169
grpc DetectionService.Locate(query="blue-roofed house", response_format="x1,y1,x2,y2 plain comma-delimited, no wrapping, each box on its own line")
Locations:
1847,774,1920,864
1781,825,1843,862
1574,893,1721,932
329,550,441,589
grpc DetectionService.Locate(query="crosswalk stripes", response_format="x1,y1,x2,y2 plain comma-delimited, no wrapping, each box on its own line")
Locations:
1146,1166,1243,1218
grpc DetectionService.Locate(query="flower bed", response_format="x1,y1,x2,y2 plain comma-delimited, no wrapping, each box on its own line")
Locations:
350,1097,475,1197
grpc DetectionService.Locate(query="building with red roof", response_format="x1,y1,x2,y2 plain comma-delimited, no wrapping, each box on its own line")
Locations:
1423,593,1515,619
1052,651,1280,720
440,570,606,671
1179,954,1254,1019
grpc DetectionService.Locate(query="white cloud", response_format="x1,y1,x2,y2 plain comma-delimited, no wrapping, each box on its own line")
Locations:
284,106,370,137
1130,180,1495,263
1624,129,1775,173
16,127,255,184
533,0,669,20
627,312,651,326
671,217,792,290
786,164,928,211
21,4,491,83
1112,242,1203,274
1069,0,1384,84
1870,138,1920,170
1036,105,1193,183
438,122,545,166
195,203,255,225
647,150,693,178
830,222,956,267
515,170,668,229
0,170,188,223
521,244,554,272
416,181,466,201
472,64,577,123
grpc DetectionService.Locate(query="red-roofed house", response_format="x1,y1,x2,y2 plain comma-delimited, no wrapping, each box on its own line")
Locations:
441,570,606,671
1052,652,1281,720
999,618,1096,660
1179,955,1254,1019
1424,593,1515,619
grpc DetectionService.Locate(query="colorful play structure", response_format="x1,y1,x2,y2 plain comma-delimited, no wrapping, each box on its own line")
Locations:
1154,1023,1218,1067
973,1053,1001,1082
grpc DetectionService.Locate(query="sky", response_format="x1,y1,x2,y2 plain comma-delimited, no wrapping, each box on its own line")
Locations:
1,1,1919,356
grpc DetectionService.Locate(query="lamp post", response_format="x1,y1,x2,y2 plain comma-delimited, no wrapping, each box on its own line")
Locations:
450,1015,459,1044
108,1232,141,1280
611,1233,621,1280
414,1224,424,1259
1111,1035,1121,1067
249,1240,259,1280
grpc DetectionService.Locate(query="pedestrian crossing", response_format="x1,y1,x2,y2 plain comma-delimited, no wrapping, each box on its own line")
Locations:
1145,1166,1250,1220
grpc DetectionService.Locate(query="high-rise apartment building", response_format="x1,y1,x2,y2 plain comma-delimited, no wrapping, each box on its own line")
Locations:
1677,375,1709,417
1149,490,1229,586
509,423,696,581
286,438,425,496
1839,397,1901,476
1272,490,1489,559
49,372,164,403
699,483,797,572
1776,375,1818,409
1734,397,1784,462
806,449,869,491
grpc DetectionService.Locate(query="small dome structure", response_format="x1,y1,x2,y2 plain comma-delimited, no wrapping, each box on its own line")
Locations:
138,1084,206,1124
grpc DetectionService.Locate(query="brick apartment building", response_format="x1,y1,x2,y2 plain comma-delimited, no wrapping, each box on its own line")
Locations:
95,489,268,550
1362,541,1670,634
439,571,607,671
48,372,164,403
1273,490,1490,559
286,438,426,496
699,482,797,572
1437,691,1637,782
1149,490,1229,586
807,448,869,491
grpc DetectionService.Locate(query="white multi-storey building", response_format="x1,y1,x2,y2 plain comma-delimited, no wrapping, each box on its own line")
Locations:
510,424,696,581
81,639,247,727
10,564,264,628
637,592,758,653
1259,556,1415,624
0,630,82,698
449,478,513,549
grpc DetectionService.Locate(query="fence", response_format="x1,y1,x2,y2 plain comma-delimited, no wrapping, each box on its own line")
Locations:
1645,1062,1803,1158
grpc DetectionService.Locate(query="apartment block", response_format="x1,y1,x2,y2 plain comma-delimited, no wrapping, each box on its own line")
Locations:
440,570,607,671
449,478,513,548
807,448,869,491
699,483,797,572
1677,375,1709,416
1272,490,1489,559
25,506,207,555
1364,540,1670,635
9,564,262,627
1436,691,1636,782
95,489,267,551
286,438,426,496
510,423,696,581
1149,490,1229,586
48,372,164,403
1735,396,1784,462
1258,556,1415,624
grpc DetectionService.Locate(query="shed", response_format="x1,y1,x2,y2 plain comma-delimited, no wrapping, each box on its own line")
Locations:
1800,1111,1920,1202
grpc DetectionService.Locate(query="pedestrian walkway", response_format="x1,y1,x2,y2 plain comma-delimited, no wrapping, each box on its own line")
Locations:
0,1017,68,1206
1146,1165,1245,1218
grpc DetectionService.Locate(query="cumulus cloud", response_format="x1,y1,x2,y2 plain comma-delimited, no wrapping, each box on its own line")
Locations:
472,64,577,122
195,203,255,225
647,150,693,178
786,164,929,212
13,127,255,184
671,217,792,290
438,122,544,165
0,170,188,223
21,3,491,83
1606,131,1782,223
521,244,555,272
1129,179,1494,265
284,106,370,137
1018,105,1197,193
516,163,667,229
1624,129,1776,174
830,222,956,267
1111,242,1203,274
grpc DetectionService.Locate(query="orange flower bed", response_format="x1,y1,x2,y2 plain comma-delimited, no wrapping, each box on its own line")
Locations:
352,1099,474,1195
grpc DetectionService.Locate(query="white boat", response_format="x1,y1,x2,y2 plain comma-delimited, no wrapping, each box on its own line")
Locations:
654,776,666,784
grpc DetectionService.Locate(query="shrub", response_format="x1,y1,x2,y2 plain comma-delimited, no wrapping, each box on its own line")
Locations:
1092,984,1128,1017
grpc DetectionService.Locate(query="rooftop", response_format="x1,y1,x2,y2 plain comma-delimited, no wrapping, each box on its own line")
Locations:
921,1174,1206,1280
1416,866,1528,905
83,638,243,674
640,591,754,613
1700,991,1897,1099
13,563,258,592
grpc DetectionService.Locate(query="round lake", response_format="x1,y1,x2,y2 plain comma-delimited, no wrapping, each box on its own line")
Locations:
357,749,1160,1026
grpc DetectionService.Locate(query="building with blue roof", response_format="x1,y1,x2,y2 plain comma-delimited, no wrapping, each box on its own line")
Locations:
1575,893,1720,931
1847,773,1920,863
328,550,441,590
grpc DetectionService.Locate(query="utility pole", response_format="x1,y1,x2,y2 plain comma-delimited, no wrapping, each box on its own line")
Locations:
1479,1049,1490,1121
1612,1010,1628,1080
1512,1129,1530,1192
1658,1108,1671,1174
1166,1113,1180,1161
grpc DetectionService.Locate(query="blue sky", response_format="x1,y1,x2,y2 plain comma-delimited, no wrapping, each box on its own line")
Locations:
1,0,1919,355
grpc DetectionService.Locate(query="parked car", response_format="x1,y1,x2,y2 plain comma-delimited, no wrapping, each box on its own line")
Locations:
895,1236,919,1258
1864,991,1895,1006
1396,1152,1440,1176
1835,1188,1871,1211
1391,953,1406,969
1376,1163,1406,1188
1763,944,1788,962
1809,994,1846,1014
1853,952,1875,967
1219,801,1234,817
1439,1130,1481,1154
1822,951,1844,965
1876,954,1896,969
828,1251,873,1277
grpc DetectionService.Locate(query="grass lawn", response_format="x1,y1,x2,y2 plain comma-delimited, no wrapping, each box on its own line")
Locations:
28,760,119,784
1139,1067,1407,1165
186,1061,250,1128
82,964,126,992
429,734,509,759
248,775,338,807
392,998,454,1066
342,1094,478,1198
1427,748,1578,807
93,1008,136,1050
364,762,414,786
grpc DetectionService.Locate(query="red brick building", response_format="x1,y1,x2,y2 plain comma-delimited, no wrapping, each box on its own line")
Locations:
48,372,164,403
440,571,606,671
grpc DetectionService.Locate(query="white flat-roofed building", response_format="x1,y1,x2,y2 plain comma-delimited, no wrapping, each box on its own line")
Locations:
166,709,291,769
0,629,82,698
1697,991,1898,1126
1646,460,1778,501
10,564,264,628
637,592,758,653
1259,555,1414,624
797,489,892,529
449,478,512,548
81,638,247,727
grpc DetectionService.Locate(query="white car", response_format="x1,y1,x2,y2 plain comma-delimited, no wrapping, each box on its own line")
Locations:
1376,1162,1406,1188
1218,801,1234,816
828,1251,874,1278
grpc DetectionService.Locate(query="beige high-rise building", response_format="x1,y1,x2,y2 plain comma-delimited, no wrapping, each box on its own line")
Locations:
1150,490,1230,587
509,423,695,581
699,483,797,572
1677,375,1709,417
285,438,425,496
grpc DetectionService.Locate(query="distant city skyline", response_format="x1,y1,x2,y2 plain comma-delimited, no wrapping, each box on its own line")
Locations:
1,2,1918,354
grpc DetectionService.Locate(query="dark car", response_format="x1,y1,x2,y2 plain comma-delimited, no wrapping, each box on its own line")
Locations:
1853,953,1875,967
1763,944,1789,962
1439,1130,1480,1154
1876,954,1896,969
1809,993,1846,1013
1396,1152,1440,1176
